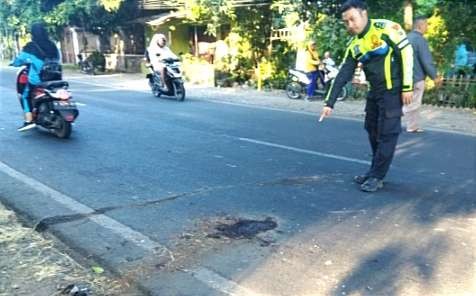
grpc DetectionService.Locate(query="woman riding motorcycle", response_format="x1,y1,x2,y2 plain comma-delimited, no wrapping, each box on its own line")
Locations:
11,23,60,131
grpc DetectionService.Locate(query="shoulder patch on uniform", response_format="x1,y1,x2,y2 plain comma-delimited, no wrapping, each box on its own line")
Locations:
390,22,405,36
373,21,386,29
370,34,384,49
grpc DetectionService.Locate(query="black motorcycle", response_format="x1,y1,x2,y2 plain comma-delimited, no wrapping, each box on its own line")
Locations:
77,53,95,75
16,67,79,138
146,58,185,101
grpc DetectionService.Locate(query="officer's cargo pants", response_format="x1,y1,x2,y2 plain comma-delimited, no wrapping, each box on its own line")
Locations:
364,90,402,180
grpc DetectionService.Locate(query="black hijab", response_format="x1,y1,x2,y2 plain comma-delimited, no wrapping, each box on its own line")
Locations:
23,23,59,60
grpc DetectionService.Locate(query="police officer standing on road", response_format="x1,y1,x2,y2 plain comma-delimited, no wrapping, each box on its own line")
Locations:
319,0,414,192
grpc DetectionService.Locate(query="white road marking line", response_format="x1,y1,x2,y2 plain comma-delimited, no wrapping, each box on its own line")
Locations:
188,267,267,296
67,79,129,89
68,78,148,88
66,74,124,79
0,160,263,295
70,88,122,93
329,210,367,214
238,137,371,165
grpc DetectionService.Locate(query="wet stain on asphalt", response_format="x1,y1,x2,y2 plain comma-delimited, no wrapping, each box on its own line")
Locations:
210,217,277,239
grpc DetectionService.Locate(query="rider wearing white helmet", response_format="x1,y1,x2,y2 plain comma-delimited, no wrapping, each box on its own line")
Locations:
147,33,178,91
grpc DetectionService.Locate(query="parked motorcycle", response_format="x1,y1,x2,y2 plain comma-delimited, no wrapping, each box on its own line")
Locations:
285,64,348,101
146,58,185,101
16,67,79,138
77,53,95,75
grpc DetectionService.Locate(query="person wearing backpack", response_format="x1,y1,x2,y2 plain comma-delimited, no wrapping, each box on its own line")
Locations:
11,22,60,131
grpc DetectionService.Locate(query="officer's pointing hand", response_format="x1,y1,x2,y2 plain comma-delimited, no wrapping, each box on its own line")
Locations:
402,91,413,105
320,106,333,122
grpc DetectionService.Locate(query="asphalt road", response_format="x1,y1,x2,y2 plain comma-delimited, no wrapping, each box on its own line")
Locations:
0,68,475,296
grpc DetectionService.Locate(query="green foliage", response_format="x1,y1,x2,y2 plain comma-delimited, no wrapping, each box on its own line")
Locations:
414,0,438,16
436,1,476,70
43,0,79,27
230,5,272,65
265,41,295,89
308,15,349,63
366,1,404,22
0,0,133,47
99,0,123,12
182,1,273,86
179,0,234,36
424,80,476,108
0,0,42,33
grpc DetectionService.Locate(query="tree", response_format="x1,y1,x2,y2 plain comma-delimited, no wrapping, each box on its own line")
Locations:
0,0,139,59
179,0,234,36
428,0,476,70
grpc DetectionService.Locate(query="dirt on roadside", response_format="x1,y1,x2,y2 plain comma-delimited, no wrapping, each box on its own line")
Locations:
0,202,141,296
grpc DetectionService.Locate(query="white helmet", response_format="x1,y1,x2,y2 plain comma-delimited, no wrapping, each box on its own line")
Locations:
156,33,167,44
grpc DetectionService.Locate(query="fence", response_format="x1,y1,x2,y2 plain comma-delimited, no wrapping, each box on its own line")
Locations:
347,74,476,109
425,76,476,108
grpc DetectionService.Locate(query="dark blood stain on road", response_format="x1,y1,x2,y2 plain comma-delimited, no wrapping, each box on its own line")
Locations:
211,217,277,239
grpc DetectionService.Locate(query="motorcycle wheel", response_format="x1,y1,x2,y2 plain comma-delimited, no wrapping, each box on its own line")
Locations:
152,85,161,97
286,82,303,99
336,86,348,101
54,118,72,139
174,82,185,101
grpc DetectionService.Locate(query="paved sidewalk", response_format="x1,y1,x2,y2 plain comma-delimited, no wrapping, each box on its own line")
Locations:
65,71,476,136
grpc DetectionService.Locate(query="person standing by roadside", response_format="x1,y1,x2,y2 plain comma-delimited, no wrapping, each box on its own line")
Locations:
403,16,441,133
320,0,414,192
454,42,469,77
304,41,324,101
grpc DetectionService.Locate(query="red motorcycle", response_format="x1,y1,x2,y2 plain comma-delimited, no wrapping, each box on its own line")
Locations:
16,66,79,138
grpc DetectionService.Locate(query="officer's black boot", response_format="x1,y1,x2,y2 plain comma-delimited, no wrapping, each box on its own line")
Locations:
360,177,384,192
353,175,369,185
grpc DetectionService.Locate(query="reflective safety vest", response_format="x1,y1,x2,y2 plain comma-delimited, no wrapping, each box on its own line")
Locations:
325,19,413,108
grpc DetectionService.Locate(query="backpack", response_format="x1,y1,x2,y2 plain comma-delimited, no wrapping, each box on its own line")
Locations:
40,58,62,81
32,42,63,81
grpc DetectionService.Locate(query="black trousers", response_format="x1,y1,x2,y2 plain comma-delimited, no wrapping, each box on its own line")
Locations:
364,90,402,180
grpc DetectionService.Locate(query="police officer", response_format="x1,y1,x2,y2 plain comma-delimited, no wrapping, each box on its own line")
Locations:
320,0,414,192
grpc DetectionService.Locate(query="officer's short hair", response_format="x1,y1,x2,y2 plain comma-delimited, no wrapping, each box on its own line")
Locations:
413,15,427,28
340,0,368,14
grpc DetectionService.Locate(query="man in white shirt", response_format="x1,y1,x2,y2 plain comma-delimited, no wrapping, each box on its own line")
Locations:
322,51,336,67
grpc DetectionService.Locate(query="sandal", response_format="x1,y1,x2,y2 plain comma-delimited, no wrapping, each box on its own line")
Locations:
406,128,424,133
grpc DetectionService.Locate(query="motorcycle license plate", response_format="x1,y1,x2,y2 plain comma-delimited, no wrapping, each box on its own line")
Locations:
53,101,76,110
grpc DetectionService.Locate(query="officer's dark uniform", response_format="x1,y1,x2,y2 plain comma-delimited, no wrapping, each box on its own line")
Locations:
325,19,413,180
